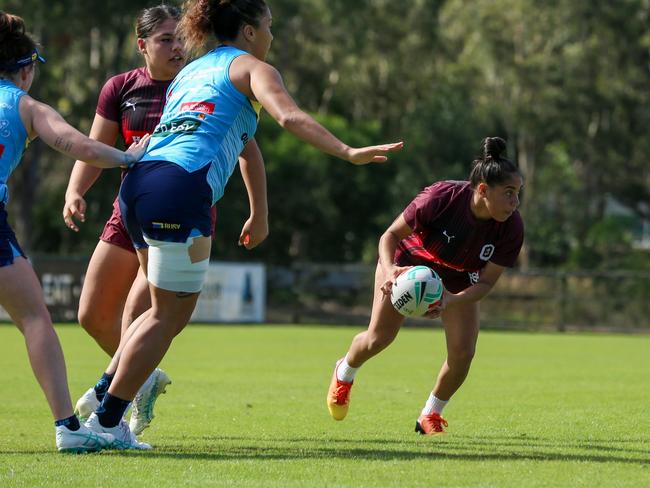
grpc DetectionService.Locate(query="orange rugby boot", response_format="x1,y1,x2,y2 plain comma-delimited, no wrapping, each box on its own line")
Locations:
415,412,448,435
326,359,353,421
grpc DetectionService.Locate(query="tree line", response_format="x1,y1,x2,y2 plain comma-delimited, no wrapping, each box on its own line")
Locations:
4,0,650,271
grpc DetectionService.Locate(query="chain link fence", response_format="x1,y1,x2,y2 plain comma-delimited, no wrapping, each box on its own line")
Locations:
1,256,649,332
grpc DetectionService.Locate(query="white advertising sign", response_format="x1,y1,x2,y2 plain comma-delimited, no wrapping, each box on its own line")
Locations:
191,262,266,323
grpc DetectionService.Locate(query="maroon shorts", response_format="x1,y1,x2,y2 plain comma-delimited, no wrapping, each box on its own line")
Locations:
100,195,218,253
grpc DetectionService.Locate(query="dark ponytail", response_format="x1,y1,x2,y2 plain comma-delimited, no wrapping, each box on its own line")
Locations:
0,11,37,75
136,4,182,39
469,137,520,187
178,0,267,55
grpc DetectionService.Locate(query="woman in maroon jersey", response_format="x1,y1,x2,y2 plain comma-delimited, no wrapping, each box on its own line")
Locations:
61,5,268,436
63,6,185,357
327,137,524,435
61,6,185,436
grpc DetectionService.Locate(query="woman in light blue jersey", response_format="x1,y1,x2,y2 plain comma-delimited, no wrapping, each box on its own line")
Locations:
83,0,403,446
0,11,150,452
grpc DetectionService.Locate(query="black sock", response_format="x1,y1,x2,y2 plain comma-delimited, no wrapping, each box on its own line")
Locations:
55,415,80,431
93,372,114,402
96,393,131,428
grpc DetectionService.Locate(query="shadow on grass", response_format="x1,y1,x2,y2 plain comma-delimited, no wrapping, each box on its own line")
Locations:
3,434,648,465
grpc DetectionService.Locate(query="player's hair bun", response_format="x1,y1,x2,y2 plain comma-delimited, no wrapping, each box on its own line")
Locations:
482,137,507,161
0,11,26,44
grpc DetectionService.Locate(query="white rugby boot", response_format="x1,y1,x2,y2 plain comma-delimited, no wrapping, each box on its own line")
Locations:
74,387,100,422
56,423,114,453
85,413,152,450
129,368,171,435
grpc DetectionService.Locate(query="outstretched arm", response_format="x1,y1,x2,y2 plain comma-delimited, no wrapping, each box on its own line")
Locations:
63,114,120,231
233,57,403,165
20,96,148,168
238,138,268,249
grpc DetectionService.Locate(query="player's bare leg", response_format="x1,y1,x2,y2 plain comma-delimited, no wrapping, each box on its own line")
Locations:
0,257,113,451
328,262,405,420
417,302,480,435
77,241,139,355
76,253,171,430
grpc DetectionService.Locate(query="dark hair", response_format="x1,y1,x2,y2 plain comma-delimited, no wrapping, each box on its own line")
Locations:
179,0,268,54
0,11,37,74
469,137,521,187
136,4,182,39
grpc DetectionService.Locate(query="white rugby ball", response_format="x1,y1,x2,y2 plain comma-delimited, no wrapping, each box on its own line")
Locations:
390,266,444,317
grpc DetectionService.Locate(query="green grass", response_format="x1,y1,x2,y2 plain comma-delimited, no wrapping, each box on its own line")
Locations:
0,324,649,487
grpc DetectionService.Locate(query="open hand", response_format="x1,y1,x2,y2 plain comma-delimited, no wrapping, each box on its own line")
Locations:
124,133,152,165
347,141,404,165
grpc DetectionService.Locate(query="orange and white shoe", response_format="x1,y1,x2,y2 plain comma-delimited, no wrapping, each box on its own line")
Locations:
415,412,448,435
326,359,353,421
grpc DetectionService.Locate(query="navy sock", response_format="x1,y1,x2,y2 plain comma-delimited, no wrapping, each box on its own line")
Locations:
93,372,114,402
55,415,80,431
96,393,131,428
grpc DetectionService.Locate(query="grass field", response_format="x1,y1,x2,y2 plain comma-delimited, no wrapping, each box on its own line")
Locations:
0,324,648,487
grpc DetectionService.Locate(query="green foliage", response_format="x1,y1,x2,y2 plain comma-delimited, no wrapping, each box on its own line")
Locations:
3,0,650,269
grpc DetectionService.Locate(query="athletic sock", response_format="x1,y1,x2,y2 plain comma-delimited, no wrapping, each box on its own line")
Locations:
421,393,448,416
336,356,358,383
55,415,80,431
96,393,131,428
93,372,114,402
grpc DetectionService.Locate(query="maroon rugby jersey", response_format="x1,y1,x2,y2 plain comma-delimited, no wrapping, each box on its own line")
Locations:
394,181,524,292
96,67,219,237
96,67,170,146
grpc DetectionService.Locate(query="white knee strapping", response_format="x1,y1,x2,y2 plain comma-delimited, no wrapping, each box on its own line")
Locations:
143,235,210,293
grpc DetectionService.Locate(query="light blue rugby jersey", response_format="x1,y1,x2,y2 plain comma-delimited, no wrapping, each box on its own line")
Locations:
0,80,29,204
140,46,261,204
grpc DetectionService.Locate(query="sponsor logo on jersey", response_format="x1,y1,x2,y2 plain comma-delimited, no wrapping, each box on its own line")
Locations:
468,271,480,284
180,101,215,115
152,222,181,230
123,130,148,146
0,119,11,138
152,118,201,137
479,244,495,261
125,99,138,111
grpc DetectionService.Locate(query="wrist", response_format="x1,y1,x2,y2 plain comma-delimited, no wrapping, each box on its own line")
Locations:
341,144,353,161
65,188,82,200
250,208,269,218
123,153,136,167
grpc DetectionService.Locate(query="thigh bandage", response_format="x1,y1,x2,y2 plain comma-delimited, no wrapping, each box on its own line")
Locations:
144,234,211,293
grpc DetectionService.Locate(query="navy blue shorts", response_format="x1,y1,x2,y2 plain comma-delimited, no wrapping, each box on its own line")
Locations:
0,204,26,267
118,161,213,249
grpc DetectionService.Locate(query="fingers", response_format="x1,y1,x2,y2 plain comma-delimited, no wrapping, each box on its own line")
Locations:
62,202,85,232
63,213,79,231
138,133,151,148
239,232,254,250
63,213,79,232
380,279,395,295
75,199,87,219
424,303,443,319
378,141,404,152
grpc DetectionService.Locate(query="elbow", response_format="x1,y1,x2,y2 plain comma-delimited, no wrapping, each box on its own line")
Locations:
276,110,302,130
